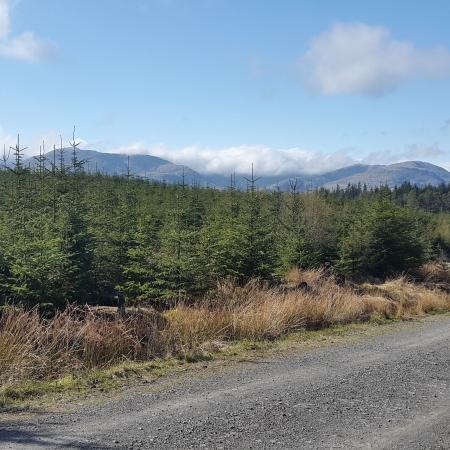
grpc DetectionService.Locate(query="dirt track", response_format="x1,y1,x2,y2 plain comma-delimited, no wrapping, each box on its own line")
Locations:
1,315,449,449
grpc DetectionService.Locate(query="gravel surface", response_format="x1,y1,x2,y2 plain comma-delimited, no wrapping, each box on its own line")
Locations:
1,316,449,449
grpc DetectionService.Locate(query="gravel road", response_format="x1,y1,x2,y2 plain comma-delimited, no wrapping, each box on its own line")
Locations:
1,315,449,449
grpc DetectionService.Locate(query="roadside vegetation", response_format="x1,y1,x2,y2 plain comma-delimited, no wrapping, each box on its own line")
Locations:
1,266,449,406
0,135,449,405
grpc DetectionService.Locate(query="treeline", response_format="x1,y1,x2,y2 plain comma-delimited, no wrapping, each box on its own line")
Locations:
323,181,450,213
0,139,449,308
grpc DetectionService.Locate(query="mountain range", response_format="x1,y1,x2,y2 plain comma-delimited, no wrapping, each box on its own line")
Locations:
23,149,450,191
24,149,200,184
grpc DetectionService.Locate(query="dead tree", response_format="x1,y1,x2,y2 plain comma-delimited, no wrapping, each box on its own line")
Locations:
243,163,261,194
7,135,28,228
58,135,65,173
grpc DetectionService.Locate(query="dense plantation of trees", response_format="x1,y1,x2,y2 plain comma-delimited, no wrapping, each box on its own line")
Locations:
0,138,449,308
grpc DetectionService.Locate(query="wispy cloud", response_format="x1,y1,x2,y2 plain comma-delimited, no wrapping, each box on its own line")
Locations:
301,22,450,96
0,0,58,63
441,119,450,131
363,144,448,165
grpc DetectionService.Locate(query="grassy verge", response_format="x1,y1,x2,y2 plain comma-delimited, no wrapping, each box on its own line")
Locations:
3,314,450,410
1,267,449,409
0,321,376,409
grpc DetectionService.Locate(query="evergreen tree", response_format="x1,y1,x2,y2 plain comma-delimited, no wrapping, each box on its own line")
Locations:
121,214,162,304
338,190,426,278
152,185,206,303
238,171,276,280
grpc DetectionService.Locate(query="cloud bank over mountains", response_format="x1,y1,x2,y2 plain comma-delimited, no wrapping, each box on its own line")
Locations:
108,143,354,175
2,127,449,176
0,0,58,63
301,22,450,96
106,142,449,176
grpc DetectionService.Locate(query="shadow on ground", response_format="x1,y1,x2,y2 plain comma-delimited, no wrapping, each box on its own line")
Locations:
0,424,113,449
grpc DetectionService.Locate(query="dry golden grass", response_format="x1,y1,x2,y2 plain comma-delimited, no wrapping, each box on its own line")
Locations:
0,306,164,385
413,262,450,289
1,267,449,387
360,295,396,318
371,277,450,317
165,270,450,350
285,267,326,285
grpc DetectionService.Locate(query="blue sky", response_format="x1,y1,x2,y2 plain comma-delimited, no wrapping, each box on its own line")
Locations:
1,0,450,175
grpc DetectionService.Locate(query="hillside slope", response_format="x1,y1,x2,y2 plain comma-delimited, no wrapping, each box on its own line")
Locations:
24,149,450,190
321,161,450,190
25,149,204,184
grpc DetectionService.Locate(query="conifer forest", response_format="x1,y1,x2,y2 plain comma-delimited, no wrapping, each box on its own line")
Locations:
0,136,448,310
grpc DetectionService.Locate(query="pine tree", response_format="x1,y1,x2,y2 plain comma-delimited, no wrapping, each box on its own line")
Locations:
338,190,426,278
151,181,207,304
121,214,162,304
238,167,276,280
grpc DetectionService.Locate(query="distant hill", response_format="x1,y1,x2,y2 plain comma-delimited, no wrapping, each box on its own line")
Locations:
269,161,450,191
270,164,370,191
24,149,205,185
320,161,450,190
23,149,450,190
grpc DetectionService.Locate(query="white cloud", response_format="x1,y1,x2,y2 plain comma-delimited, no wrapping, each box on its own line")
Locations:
110,143,356,175
0,31,58,62
0,0,58,63
302,22,450,96
0,0,10,38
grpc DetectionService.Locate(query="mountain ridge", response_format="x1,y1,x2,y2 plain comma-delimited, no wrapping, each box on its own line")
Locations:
23,149,450,190
24,148,205,185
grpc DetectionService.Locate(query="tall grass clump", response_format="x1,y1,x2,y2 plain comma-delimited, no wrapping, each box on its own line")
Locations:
0,306,164,385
